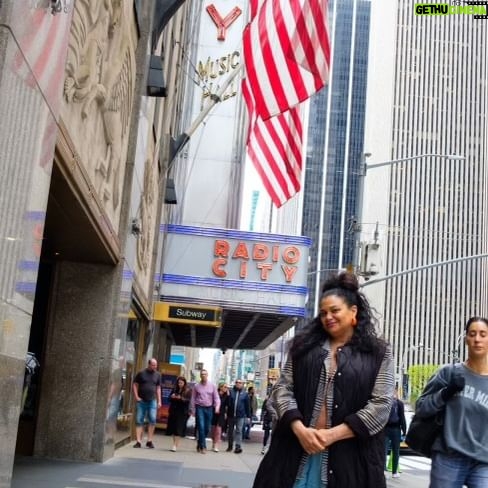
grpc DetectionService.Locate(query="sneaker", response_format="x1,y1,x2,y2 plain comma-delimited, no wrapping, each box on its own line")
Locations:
213,448,219,452
146,441,154,449
392,473,400,478
133,442,141,448
226,446,233,452
234,447,242,454
170,446,176,452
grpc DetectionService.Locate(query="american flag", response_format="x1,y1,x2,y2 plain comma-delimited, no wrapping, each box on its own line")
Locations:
242,0,330,207
11,4,72,110
243,0,330,120
242,79,304,207
11,3,72,168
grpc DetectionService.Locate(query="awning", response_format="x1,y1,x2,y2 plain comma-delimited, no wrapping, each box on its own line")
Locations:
160,307,297,350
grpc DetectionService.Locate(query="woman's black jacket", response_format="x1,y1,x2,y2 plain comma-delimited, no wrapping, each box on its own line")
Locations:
253,342,387,488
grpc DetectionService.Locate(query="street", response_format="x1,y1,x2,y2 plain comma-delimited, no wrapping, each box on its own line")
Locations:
387,455,430,487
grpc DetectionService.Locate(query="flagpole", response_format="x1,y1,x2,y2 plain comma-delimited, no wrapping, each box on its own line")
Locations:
314,0,337,313
169,64,244,163
337,0,358,270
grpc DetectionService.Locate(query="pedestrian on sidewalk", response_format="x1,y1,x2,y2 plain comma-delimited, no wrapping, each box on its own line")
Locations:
132,358,162,449
211,383,230,452
253,272,395,488
243,386,258,439
260,394,275,455
190,369,220,454
415,316,488,488
226,379,251,454
105,356,124,442
166,376,191,452
384,387,406,479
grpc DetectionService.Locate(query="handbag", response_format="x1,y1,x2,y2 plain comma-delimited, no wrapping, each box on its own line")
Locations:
405,411,443,458
405,363,461,457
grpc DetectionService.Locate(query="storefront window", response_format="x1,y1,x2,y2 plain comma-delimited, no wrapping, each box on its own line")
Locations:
116,317,139,442
106,308,156,446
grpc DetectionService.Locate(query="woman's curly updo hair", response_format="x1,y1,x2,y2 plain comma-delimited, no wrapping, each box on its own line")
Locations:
289,272,384,358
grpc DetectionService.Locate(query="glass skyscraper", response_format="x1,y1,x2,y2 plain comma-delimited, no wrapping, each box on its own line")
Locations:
302,0,372,317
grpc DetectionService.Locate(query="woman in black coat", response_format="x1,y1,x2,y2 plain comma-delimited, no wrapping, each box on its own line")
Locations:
253,272,395,488
211,383,230,452
166,376,191,451
260,396,275,454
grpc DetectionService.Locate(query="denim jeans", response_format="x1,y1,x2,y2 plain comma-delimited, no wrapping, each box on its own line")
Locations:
385,425,402,474
293,453,323,488
195,405,213,449
430,451,488,488
227,417,245,449
135,399,157,425
243,419,251,439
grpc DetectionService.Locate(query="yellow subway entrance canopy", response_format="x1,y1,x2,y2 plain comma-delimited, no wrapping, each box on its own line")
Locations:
153,302,222,327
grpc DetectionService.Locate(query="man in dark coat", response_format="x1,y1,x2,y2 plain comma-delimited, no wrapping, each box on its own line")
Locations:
226,379,251,453
384,387,407,478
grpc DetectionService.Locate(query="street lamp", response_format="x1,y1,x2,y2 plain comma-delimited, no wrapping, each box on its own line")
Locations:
451,332,465,363
399,343,430,401
353,153,466,276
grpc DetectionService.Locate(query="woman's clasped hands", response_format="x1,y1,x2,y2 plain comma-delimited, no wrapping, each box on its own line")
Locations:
292,421,336,454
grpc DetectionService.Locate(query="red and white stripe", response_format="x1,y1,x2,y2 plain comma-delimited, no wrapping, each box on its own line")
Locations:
243,78,304,208
243,0,330,120
12,5,72,108
242,0,329,207
11,4,72,169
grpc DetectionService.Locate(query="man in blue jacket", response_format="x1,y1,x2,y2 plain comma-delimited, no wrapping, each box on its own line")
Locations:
226,379,251,453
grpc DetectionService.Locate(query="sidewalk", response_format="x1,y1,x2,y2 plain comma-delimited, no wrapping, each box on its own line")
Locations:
12,431,260,488
11,431,428,488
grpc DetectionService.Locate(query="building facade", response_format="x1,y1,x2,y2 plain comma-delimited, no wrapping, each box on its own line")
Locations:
362,0,488,384
0,1,191,484
155,0,311,355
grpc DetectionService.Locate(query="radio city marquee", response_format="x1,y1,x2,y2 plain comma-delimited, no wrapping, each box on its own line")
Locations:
160,225,311,315
212,239,301,283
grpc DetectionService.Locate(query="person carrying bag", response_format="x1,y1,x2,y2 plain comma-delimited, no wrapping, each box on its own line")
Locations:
406,363,464,458
409,316,488,488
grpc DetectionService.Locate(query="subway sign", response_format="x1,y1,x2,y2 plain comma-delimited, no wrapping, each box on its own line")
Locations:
153,302,222,327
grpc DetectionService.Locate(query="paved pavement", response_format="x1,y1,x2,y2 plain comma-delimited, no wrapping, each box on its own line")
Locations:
11,431,430,488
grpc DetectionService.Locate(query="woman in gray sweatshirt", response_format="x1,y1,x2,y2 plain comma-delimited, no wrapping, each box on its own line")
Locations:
415,316,488,488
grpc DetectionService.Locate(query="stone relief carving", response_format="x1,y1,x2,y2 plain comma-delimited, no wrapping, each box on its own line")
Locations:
136,155,158,278
63,0,134,217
